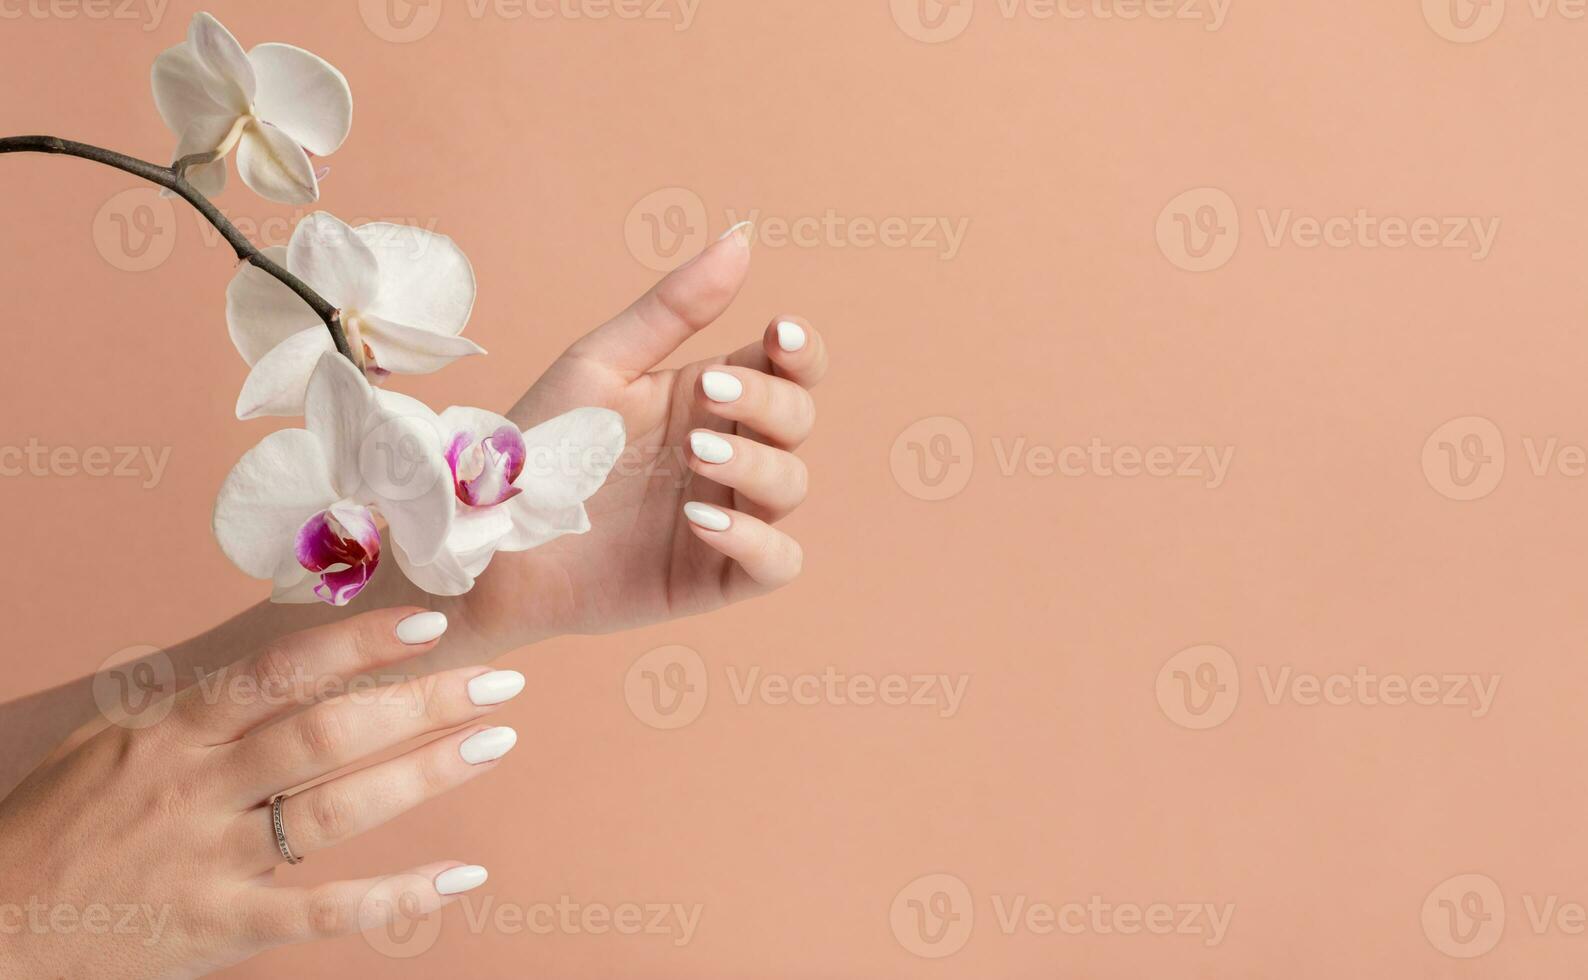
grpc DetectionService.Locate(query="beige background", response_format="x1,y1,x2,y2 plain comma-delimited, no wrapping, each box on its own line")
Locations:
4,0,1588,975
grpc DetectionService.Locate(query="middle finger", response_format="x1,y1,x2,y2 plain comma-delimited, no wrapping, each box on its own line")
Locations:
216,667,526,805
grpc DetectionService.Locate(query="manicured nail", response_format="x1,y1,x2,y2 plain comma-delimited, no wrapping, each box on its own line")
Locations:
459,726,518,765
702,371,743,403
776,321,807,353
718,220,753,247
684,502,732,532
690,431,735,465
467,670,525,706
435,865,489,895
396,611,448,645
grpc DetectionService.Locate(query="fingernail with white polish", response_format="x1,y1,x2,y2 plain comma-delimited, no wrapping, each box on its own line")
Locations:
467,670,525,706
684,502,732,532
776,321,807,352
690,431,735,465
460,726,518,765
702,371,743,403
435,865,489,896
396,611,448,645
718,220,753,246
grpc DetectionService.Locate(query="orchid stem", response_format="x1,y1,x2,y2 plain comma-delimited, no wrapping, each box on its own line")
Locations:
0,134,354,364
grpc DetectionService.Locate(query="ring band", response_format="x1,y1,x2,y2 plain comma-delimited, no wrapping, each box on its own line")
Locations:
270,793,303,865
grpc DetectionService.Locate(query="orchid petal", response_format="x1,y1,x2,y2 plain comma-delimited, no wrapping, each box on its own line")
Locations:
237,121,319,205
391,538,476,597
500,500,591,552
363,315,487,375
363,409,454,566
303,352,374,496
248,43,352,157
235,328,335,420
392,505,512,596
295,502,381,606
151,44,226,135
356,223,476,336
288,213,379,309
447,426,526,508
513,408,626,507
187,12,255,112
213,428,337,580
226,244,318,365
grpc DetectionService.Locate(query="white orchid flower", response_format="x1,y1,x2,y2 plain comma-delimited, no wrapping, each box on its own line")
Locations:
152,12,352,204
387,402,626,597
226,211,486,419
213,353,455,606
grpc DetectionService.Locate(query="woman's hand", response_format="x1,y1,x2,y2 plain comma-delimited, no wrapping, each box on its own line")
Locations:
461,226,830,648
0,608,520,979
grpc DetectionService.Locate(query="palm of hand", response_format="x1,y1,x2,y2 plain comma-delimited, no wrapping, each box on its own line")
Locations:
454,234,824,650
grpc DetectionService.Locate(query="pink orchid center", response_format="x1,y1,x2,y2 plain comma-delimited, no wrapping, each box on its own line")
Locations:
446,425,526,508
296,502,381,607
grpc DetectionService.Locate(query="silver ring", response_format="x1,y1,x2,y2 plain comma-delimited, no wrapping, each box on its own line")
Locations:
270,793,303,865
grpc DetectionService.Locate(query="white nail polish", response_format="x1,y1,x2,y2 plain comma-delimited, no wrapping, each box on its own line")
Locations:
459,726,518,765
690,432,735,465
702,371,743,403
684,502,732,532
396,611,448,645
717,220,753,245
776,321,807,352
467,670,525,706
435,865,489,896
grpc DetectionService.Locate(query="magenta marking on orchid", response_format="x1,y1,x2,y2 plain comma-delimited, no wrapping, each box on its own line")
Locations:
447,425,526,508
295,505,381,607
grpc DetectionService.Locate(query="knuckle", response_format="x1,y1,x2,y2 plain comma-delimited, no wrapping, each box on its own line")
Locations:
304,886,349,938
304,787,354,842
296,707,345,761
251,644,303,703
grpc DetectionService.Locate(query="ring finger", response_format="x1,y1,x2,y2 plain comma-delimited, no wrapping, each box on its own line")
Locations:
687,429,808,520
231,723,518,872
